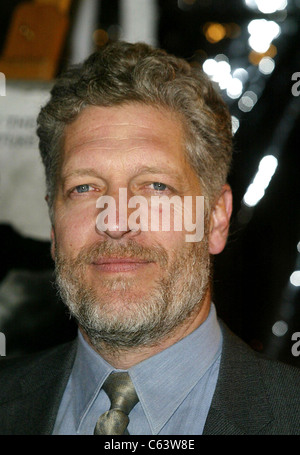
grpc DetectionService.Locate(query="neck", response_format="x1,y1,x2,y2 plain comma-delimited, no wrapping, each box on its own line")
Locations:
79,292,211,370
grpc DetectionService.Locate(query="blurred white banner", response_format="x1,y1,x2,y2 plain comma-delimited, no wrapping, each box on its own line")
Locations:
0,82,52,240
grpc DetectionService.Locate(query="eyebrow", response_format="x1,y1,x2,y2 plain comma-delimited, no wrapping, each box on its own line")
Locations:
62,166,182,181
133,165,181,176
61,168,102,182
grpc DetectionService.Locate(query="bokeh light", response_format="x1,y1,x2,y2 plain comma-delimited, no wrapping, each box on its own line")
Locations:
290,271,300,287
243,155,278,206
272,320,288,337
248,20,281,53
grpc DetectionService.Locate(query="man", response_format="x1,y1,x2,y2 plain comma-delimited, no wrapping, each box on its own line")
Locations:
0,41,299,435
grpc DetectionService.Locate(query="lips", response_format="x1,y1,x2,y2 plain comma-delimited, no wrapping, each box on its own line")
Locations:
92,257,152,272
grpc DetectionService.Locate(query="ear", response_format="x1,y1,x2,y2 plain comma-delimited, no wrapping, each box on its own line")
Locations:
50,227,56,260
209,184,232,255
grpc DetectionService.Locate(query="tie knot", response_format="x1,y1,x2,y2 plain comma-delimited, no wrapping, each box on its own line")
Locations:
103,372,139,415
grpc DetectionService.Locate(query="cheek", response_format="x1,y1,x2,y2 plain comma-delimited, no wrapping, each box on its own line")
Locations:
54,203,99,254
147,230,186,254
147,200,203,243
142,201,195,250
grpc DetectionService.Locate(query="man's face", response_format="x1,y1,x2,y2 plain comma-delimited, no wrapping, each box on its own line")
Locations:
52,103,211,351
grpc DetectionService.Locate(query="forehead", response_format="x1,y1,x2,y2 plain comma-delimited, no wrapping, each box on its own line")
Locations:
65,103,183,138
62,103,189,170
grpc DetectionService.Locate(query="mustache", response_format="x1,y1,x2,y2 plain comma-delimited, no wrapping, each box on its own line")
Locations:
56,239,169,268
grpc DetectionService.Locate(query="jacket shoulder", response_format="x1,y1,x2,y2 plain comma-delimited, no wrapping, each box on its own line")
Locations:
255,351,300,428
214,322,300,434
0,341,77,404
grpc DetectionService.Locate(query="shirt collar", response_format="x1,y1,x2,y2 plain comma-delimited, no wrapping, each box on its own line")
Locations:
72,303,222,433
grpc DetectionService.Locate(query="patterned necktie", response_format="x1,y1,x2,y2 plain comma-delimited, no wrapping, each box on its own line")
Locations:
94,372,139,435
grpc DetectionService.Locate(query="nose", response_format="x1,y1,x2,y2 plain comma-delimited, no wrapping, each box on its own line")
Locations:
95,188,140,240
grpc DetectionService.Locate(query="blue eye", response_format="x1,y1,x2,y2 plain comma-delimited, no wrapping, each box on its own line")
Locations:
75,184,91,193
151,182,167,191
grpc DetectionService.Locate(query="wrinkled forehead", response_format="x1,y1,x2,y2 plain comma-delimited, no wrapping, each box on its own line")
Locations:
64,102,184,141
61,103,193,174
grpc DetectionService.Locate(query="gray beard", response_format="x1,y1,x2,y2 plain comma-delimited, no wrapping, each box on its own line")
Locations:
55,238,211,354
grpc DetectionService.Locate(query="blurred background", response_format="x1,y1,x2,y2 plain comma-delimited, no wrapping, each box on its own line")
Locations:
0,0,299,367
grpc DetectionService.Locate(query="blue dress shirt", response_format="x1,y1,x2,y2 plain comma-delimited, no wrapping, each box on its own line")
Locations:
53,304,222,435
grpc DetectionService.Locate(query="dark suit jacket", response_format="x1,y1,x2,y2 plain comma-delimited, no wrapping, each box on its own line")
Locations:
0,322,299,435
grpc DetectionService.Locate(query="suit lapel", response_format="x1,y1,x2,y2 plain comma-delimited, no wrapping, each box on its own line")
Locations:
0,340,77,435
203,322,274,435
